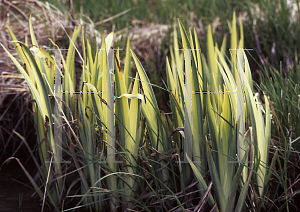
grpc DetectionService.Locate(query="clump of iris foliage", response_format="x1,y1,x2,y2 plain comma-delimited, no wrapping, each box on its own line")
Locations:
3,11,297,212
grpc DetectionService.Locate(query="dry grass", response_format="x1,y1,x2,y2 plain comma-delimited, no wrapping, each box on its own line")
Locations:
0,1,68,100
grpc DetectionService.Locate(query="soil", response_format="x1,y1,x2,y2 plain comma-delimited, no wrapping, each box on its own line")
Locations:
0,161,44,212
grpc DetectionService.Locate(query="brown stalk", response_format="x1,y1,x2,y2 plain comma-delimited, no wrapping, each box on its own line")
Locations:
194,181,213,212
68,0,76,28
2,0,29,21
266,94,286,142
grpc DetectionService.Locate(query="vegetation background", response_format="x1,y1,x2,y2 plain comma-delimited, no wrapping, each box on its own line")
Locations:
0,0,300,211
